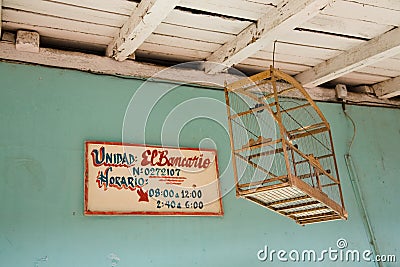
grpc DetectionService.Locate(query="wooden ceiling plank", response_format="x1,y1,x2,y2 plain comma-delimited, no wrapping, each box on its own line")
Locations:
358,65,400,78
295,27,400,87
392,54,400,61
154,23,235,44
252,50,324,66
43,0,137,15
204,0,334,74
368,57,400,71
3,21,112,45
299,14,393,39
2,9,118,37
4,0,127,27
344,0,400,11
337,71,390,83
260,43,342,61
164,9,251,35
329,74,389,86
321,1,400,26
106,0,180,61
145,34,220,52
236,64,299,76
278,29,365,51
373,76,400,99
138,42,210,59
135,51,204,63
241,57,311,72
178,0,278,20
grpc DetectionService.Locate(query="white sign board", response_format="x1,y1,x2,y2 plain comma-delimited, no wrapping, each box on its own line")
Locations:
84,141,223,216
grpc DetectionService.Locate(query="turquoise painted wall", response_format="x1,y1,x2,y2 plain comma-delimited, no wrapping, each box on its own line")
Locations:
0,62,399,266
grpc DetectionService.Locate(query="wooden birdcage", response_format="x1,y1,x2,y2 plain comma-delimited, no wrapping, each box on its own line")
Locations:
225,66,347,225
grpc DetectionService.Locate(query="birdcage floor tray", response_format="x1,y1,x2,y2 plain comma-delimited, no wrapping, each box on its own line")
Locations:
242,185,347,225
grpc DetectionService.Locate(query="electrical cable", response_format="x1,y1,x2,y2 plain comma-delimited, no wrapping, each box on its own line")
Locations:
342,103,383,267
345,100,400,108
343,108,356,154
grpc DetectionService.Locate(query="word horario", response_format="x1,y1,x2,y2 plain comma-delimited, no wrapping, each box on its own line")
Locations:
141,149,213,169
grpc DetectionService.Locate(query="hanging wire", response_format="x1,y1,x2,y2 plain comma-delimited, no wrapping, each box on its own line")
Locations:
271,41,331,152
272,40,278,69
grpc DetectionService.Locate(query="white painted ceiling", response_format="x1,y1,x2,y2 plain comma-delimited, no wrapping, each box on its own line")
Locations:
1,0,400,101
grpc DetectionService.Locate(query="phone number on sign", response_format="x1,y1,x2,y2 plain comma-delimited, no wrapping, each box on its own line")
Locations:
132,167,181,177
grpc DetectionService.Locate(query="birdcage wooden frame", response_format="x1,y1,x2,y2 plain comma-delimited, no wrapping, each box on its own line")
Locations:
225,66,347,225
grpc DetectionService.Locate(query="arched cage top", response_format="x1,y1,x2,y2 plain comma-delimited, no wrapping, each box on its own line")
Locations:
225,67,347,225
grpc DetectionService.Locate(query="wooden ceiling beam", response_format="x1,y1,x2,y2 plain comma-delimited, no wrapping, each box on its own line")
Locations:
295,27,400,88
204,0,333,74
1,41,399,108
106,0,180,61
373,75,400,99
